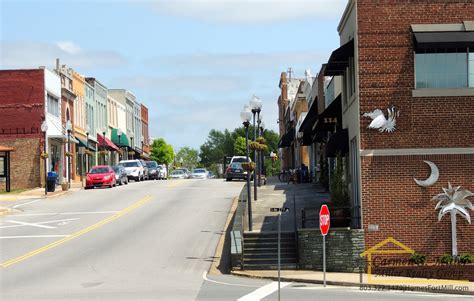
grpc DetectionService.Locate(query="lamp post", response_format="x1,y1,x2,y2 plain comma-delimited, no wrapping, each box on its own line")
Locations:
258,120,265,187
130,135,134,159
41,120,48,195
241,105,253,231
102,129,106,165
86,126,90,173
249,95,262,200
66,120,72,189
118,129,122,161
141,135,144,158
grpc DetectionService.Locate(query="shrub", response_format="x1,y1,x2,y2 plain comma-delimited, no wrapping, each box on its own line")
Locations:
409,253,427,265
440,254,454,264
459,254,474,264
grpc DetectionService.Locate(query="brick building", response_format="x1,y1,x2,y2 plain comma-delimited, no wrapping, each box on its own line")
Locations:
320,0,474,260
0,68,64,190
141,104,150,157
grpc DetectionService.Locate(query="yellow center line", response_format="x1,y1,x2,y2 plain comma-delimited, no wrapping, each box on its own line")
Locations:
0,195,153,268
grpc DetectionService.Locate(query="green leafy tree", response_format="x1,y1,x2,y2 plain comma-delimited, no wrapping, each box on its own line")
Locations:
233,136,247,156
199,129,234,165
150,138,174,168
232,127,279,156
175,147,199,170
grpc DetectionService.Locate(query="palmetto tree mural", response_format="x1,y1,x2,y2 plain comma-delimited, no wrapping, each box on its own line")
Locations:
432,183,474,256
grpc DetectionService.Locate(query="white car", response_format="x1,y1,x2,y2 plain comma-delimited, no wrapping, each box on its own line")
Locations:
169,170,186,179
157,164,168,180
119,160,144,181
191,168,209,179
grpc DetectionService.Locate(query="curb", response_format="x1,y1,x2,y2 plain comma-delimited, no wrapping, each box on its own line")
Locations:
231,271,474,296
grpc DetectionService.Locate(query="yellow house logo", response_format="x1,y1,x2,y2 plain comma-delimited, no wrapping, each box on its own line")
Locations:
360,237,468,285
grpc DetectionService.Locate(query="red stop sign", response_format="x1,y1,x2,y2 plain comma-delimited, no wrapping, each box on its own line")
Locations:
319,205,330,236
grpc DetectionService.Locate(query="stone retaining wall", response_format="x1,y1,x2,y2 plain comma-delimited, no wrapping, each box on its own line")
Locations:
298,228,365,272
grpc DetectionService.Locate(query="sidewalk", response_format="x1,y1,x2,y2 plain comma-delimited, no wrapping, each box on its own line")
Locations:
0,182,82,215
236,177,474,295
248,177,328,232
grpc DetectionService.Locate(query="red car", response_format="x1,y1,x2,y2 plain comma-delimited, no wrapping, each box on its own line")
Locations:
85,165,116,189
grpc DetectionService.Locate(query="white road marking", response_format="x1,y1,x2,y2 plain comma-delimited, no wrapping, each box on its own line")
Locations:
237,281,291,301
12,199,41,209
13,211,120,217
202,272,260,288
0,218,80,229
6,220,56,229
0,235,70,239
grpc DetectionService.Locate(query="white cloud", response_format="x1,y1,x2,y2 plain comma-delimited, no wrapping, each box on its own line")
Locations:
56,41,82,55
0,41,127,69
144,0,347,24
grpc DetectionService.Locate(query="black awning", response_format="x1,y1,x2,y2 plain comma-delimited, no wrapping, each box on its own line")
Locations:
299,100,319,133
312,131,328,143
312,94,342,134
413,31,474,50
325,40,354,76
326,128,349,158
278,128,295,148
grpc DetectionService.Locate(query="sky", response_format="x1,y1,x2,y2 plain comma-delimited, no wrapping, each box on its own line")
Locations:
0,0,347,150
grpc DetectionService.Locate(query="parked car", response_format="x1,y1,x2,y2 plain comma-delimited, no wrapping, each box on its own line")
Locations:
145,161,160,180
207,171,216,179
225,162,253,181
175,168,191,178
112,165,128,185
169,170,186,179
157,164,168,179
139,159,149,180
191,168,209,179
119,159,144,181
85,166,116,189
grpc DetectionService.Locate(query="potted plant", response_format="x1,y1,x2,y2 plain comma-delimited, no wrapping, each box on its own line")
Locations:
61,179,69,191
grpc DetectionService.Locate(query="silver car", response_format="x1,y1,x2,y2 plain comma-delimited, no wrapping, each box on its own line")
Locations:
191,168,208,179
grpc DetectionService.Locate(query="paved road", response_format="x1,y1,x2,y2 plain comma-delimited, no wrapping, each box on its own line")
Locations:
1,179,470,300
0,179,243,300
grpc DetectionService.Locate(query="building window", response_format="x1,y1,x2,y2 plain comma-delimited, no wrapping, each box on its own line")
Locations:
469,51,474,87
415,48,470,89
47,94,59,117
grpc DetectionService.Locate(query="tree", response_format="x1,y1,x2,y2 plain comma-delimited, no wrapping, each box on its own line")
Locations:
199,129,235,165
232,127,279,156
175,147,199,170
150,138,174,167
233,136,247,156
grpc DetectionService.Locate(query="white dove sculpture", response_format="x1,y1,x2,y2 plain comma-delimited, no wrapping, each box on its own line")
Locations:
362,107,399,133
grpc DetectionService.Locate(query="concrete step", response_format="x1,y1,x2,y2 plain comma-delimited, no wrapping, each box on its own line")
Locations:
243,247,296,253
242,263,298,270
243,253,296,260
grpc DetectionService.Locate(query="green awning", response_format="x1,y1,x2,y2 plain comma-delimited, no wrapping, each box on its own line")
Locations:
111,128,130,147
77,137,97,151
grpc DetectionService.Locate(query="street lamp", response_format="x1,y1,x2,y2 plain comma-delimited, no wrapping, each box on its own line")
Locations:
102,128,107,165
66,120,72,189
41,120,48,195
85,125,90,173
118,129,122,161
249,95,262,200
141,135,144,157
258,119,265,187
130,135,134,160
240,105,253,231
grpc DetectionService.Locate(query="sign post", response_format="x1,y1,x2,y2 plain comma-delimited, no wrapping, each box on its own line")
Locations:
270,207,289,301
319,204,330,287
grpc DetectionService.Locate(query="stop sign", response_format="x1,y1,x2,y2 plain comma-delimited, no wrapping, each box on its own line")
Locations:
319,205,330,236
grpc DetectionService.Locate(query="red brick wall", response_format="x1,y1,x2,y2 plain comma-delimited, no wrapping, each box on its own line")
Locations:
357,0,474,150
356,1,474,259
361,154,474,260
0,69,45,137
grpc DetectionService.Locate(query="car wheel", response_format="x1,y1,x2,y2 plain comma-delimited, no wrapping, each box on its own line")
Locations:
226,178,231,181
136,176,140,182
125,178,128,185
119,178,123,186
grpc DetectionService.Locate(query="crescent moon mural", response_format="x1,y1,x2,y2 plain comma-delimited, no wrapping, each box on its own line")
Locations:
414,161,439,187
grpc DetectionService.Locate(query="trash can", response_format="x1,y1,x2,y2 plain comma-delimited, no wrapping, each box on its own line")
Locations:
47,171,57,192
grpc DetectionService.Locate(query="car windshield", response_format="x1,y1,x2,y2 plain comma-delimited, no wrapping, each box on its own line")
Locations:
193,169,206,173
121,162,139,167
230,163,241,169
90,167,110,174
112,166,120,172
232,157,248,163
171,170,184,175
146,162,158,168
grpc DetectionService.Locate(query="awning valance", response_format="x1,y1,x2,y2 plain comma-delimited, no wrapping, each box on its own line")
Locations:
111,128,130,147
278,128,295,148
326,129,349,158
97,134,120,152
312,94,342,134
413,31,474,50
325,40,354,76
77,137,97,151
